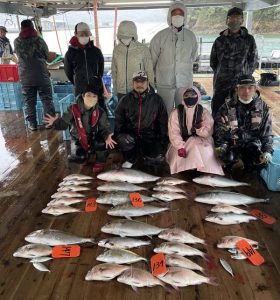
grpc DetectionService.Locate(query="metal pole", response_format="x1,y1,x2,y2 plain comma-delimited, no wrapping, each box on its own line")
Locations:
16,15,20,32
113,7,118,46
93,0,100,49
246,10,253,33
52,16,62,54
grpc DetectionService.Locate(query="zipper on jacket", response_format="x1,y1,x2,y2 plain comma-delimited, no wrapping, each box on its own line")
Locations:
137,95,142,136
84,49,90,84
125,46,128,93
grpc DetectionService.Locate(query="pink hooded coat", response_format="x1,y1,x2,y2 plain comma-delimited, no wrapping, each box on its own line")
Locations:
166,86,224,175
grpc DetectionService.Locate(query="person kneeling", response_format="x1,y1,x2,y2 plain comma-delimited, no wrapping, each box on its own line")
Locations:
43,84,116,173
166,87,224,175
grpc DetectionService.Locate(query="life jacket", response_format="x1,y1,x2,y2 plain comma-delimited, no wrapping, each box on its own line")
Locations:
177,104,203,141
72,104,100,151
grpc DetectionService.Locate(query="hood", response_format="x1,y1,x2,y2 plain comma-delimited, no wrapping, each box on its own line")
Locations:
181,86,201,108
117,21,138,41
69,36,94,49
220,26,248,36
167,1,188,27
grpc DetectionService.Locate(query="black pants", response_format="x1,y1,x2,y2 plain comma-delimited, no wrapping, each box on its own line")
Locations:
211,90,230,118
22,83,55,125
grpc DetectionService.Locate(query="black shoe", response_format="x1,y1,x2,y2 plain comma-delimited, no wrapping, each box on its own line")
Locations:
27,122,37,131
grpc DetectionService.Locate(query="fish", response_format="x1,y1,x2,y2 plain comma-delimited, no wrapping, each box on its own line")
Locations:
211,205,248,214
205,213,257,225
101,219,164,237
152,192,186,202
193,175,249,187
30,257,53,263
153,185,186,194
117,268,166,291
156,177,188,186
85,263,129,281
13,244,52,258
63,174,93,181
98,237,151,249
57,186,90,192
158,228,206,245
51,191,85,199
59,180,91,187
231,253,247,260
97,169,160,184
217,236,260,249
219,259,234,277
158,267,217,289
42,205,81,216
195,191,268,206
97,182,147,192
96,249,147,264
107,203,169,219
165,254,206,274
154,242,207,260
96,192,156,206
47,198,86,206
32,262,50,272
25,229,95,246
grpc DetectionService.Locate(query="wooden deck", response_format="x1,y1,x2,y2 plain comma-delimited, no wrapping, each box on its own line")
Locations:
0,79,279,300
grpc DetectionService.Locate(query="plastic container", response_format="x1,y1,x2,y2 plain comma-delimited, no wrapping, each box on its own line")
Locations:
53,83,74,94
59,94,76,140
260,138,280,191
0,64,19,82
103,74,112,93
0,82,23,110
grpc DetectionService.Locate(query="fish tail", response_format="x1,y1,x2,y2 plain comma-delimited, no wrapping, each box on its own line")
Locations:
85,238,95,244
160,281,176,293
208,276,219,286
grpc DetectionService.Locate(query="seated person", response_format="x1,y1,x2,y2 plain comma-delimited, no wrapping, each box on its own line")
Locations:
214,75,273,171
114,71,168,168
43,83,116,173
166,87,224,175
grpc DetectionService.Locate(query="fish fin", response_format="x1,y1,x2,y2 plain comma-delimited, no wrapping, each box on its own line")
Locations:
171,284,180,291
85,238,95,244
208,277,219,286
120,234,126,238
147,235,153,239
258,242,266,249
126,216,132,220
131,285,138,292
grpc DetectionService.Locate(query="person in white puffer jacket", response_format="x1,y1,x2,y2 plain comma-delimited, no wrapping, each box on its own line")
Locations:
150,1,198,114
111,20,154,100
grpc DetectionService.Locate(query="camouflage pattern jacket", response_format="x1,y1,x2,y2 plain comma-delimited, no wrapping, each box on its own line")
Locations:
210,27,258,94
214,91,273,154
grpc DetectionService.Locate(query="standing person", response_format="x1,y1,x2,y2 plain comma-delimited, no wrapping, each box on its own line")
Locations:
114,71,168,168
210,7,258,117
0,26,13,64
64,22,104,97
150,1,198,114
14,19,55,131
111,20,154,101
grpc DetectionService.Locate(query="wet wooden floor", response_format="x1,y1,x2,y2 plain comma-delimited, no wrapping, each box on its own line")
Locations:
0,82,279,300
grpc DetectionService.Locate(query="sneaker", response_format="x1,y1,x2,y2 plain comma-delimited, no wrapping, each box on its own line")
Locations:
27,122,37,131
122,161,133,169
92,162,105,174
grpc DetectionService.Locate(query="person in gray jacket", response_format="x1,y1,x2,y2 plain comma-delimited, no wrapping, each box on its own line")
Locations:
14,19,55,131
150,1,198,114
111,20,154,101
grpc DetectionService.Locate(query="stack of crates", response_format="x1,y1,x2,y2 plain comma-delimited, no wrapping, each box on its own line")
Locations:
260,137,280,191
103,74,111,93
53,82,74,101
59,94,76,140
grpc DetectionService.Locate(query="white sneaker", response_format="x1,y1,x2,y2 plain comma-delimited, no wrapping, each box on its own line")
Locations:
122,161,133,169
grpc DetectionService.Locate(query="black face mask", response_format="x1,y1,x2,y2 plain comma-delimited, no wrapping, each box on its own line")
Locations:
184,97,198,106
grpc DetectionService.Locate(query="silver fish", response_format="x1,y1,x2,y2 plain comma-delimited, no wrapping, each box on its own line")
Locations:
30,257,53,263
205,213,257,225
157,177,188,186
32,262,50,272
101,219,164,237
153,185,186,194
152,192,186,202
63,174,93,181
51,191,85,199
165,254,206,274
97,182,147,192
211,205,248,214
25,229,95,246
42,205,81,216
96,192,156,206
59,180,91,187
85,263,129,281
98,237,151,249
217,236,259,249
97,169,160,184
158,228,205,245
13,244,52,258
219,259,234,277
193,175,249,187
107,203,169,219
231,253,247,260
96,249,147,264
195,191,268,206
47,198,85,206
57,186,90,192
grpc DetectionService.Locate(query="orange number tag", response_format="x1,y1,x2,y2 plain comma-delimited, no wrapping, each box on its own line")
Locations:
129,192,144,207
236,240,265,266
151,253,167,276
52,245,81,258
249,209,276,225
85,198,97,212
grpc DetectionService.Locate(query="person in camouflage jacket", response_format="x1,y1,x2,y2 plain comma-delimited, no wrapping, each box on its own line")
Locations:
210,7,258,117
214,75,273,172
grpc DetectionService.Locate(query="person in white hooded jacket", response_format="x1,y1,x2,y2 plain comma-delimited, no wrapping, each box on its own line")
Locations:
150,1,198,114
111,20,154,100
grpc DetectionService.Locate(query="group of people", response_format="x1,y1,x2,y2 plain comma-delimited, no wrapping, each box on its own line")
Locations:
3,1,273,175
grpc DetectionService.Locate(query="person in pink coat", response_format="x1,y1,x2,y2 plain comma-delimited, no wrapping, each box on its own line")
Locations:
166,86,224,175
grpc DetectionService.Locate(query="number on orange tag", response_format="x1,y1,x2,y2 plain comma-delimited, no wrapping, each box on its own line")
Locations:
52,245,80,258
236,240,265,266
249,209,276,225
151,253,167,276
85,198,97,212
129,192,144,207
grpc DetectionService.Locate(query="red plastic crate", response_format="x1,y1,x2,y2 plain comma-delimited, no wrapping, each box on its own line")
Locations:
0,64,19,82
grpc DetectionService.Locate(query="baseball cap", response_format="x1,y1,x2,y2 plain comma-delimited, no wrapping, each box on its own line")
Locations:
227,7,243,17
132,71,148,81
0,26,7,32
237,75,256,86
75,22,91,33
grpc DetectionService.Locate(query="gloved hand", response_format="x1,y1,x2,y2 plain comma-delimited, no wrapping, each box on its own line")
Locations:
215,144,228,158
194,121,203,129
178,148,187,158
259,152,272,164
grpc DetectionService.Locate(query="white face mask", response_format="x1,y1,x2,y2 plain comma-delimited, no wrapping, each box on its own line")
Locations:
171,15,184,28
239,97,254,104
121,38,132,46
78,36,89,45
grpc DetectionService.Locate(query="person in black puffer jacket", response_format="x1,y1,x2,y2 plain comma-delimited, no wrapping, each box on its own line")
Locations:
114,71,168,168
